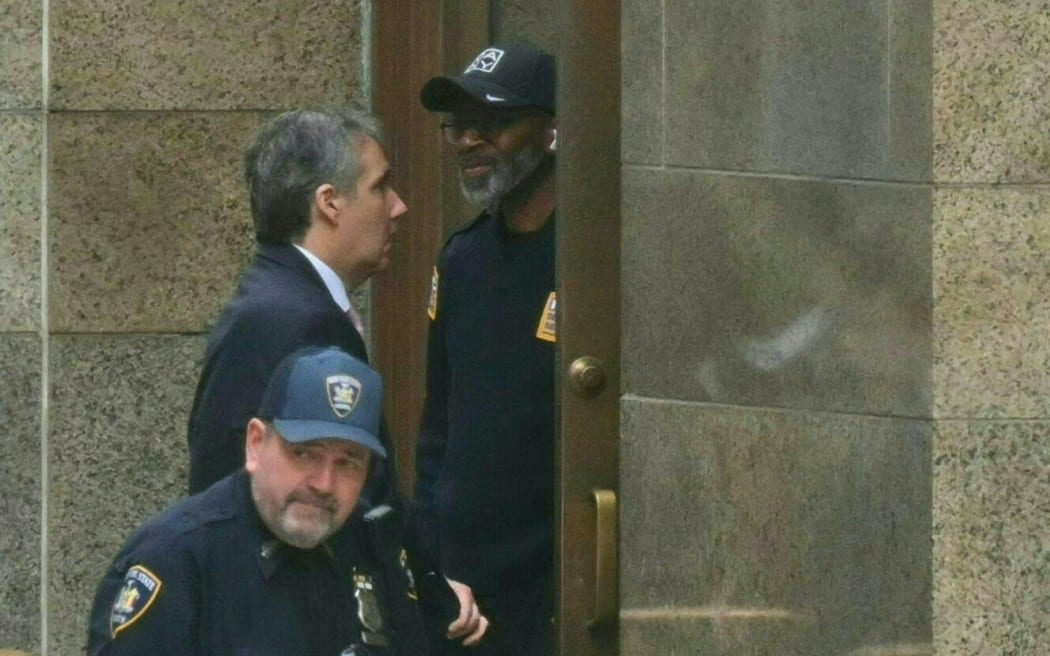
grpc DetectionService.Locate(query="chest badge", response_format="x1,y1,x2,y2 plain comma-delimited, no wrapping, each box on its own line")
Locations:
536,291,557,343
353,569,389,648
109,564,163,638
399,548,418,600
427,267,439,320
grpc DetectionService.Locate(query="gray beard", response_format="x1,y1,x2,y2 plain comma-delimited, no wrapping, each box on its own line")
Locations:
251,477,335,550
459,142,547,214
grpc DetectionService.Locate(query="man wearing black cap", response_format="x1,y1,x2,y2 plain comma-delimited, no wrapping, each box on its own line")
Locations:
414,42,558,656
88,347,426,656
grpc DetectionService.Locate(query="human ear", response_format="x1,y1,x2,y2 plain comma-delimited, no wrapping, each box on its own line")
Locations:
313,184,341,226
244,418,267,473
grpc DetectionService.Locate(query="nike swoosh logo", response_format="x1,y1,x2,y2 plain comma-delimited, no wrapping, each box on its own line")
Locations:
485,94,506,102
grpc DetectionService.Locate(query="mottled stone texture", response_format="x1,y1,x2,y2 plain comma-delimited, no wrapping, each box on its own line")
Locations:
663,0,932,180
46,335,202,655
930,2,1050,651
621,399,932,656
621,0,663,165
933,187,1050,419
622,614,808,656
934,420,1050,655
49,0,366,110
492,0,558,54
49,112,261,333
0,114,41,331
934,1,1050,183
622,167,932,417
8,0,373,652
0,0,42,109
0,336,41,653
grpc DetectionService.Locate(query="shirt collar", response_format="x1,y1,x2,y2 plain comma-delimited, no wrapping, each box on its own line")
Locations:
293,244,351,313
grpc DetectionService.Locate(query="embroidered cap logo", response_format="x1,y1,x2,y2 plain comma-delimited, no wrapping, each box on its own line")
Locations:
464,48,504,74
327,375,362,418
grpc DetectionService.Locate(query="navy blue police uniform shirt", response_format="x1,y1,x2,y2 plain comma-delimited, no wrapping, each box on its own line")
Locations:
87,470,426,656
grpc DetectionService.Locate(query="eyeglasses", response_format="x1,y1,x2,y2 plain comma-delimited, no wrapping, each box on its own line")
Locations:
439,110,542,144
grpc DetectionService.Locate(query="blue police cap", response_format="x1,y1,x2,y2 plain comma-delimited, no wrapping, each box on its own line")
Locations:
257,346,387,459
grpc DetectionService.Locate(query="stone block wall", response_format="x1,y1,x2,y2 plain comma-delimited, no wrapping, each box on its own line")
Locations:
0,3,369,653
932,2,1050,653
620,1,1049,654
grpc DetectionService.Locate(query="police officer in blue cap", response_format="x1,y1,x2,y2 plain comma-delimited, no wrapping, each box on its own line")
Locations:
88,346,427,655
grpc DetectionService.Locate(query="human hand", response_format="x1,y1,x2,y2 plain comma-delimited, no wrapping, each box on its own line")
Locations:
445,577,489,647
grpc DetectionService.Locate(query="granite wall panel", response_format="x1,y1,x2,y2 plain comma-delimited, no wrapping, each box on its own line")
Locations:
49,0,366,111
620,0,663,165
622,167,932,417
621,398,931,655
933,187,1050,419
0,336,41,653
933,1,1050,184
0,0,42,109
0,114,41,331
46,335,203,655
664,0,932,180
48,112,262,333
934,420,1050,655
622,614,808,656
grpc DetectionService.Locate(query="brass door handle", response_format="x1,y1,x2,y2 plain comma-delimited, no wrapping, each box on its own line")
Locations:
570,356,607,398
589,489,618,628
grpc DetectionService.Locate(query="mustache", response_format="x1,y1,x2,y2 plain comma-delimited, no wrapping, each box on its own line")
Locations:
458,154,497,169
286,490,337,513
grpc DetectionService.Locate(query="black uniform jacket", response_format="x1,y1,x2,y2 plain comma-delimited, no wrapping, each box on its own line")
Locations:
414,212,556,595
186,242,395,501
87,470,429,656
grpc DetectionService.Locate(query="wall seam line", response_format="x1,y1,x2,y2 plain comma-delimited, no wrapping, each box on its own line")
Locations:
660,0,667,167
886,0,894,173
40,0,50,652
362,0,373,109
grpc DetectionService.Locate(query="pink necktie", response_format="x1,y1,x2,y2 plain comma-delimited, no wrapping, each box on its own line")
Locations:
346,304,364,334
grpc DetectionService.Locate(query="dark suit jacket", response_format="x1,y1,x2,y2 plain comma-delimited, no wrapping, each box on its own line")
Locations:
186,243,394,498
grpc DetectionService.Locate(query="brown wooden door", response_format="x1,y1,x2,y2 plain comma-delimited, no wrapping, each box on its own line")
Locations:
554,1,622,654
372,0,489,494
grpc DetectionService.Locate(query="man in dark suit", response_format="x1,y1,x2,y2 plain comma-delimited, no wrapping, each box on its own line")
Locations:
186,109,406,497
187,108,486,649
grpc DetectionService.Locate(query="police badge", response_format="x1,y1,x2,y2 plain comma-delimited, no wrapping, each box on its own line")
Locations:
353,569,389,648
427,267,439,321
327,375,362,418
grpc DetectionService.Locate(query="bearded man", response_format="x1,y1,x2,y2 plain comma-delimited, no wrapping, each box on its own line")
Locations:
413,42,558,656
88,347,433,655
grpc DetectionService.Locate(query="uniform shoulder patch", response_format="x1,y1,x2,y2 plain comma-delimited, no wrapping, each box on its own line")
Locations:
110,564,163,638
427,267,439,321
535,291,557,343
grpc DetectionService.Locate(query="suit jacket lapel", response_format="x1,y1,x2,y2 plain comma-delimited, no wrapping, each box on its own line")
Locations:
256,243,370,360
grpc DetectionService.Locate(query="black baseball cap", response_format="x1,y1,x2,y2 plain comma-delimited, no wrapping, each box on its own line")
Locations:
420,43,555,114
256,346,387,459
